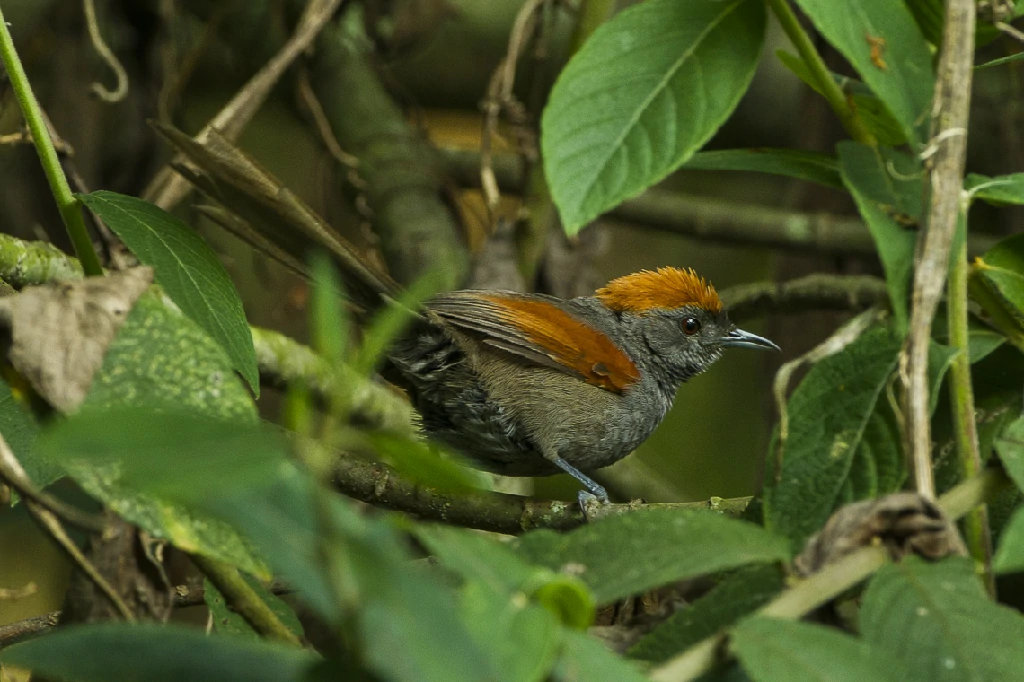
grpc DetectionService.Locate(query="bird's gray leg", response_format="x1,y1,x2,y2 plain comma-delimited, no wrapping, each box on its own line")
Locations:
542,450,609,511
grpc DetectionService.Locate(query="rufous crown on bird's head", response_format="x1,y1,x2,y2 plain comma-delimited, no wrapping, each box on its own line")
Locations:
595,267,722,314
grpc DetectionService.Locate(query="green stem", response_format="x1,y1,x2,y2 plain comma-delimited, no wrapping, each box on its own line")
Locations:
765,0,876,145
191,554,303,647
948,242,995,593
0,5,103,276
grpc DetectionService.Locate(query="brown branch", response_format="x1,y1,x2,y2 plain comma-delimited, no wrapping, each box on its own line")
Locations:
332,454,750,535
902,0,976,499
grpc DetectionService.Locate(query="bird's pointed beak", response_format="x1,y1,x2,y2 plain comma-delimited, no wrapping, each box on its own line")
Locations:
721,328,780,352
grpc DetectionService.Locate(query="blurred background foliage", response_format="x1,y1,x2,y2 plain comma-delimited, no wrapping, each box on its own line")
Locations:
1,0,1021,636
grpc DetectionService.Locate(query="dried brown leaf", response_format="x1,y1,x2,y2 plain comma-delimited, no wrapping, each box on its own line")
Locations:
0,268,153,413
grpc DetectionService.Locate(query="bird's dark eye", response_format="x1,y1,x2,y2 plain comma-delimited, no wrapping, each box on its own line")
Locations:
682,317,701,335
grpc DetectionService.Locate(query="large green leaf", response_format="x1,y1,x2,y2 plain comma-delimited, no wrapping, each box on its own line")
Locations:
790,0,934,146
542,0,766,234
838,142,920,331
0,624,317,682
65,293,266,576
861,557,1024,682
680,149,842,189
38,408,288,499
764,327,902,547
79,191,258,394
515,509,790,605
628,564,784,664
732,617,898,682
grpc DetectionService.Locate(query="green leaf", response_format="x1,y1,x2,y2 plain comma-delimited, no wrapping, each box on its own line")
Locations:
680,149,843,189
542,0,766,234
204,576,304,640
66,293,266,576
0,624,317,682
861,557,1024,682
460,582,563,682
361,431,485,492
764,327,901,547
966,173,1024,205
838,142,921,331
515,509,790,604
971,233,1024,342
732,616,898,682
38,408,288,499
994,507,1024,573
0,374,57,497
553,631,651,682
628,564,784,664
308,251,348,364
415,523,596,629
789,0,934,145
775,50,906,146
995,415,1024,491
79,191,258,394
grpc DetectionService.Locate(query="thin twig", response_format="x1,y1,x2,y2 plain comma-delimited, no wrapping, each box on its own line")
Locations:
82,0,129,103
902,0,976,500
26,503,137,622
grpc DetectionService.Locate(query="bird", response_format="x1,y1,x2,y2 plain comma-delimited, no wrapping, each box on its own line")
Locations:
380,266,779,506
172,127,779,505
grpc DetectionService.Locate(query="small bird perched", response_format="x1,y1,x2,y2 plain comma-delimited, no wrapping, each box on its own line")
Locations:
384,266,779,505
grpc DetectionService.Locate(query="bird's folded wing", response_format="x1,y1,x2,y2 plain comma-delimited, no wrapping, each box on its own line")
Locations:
428,291,639,394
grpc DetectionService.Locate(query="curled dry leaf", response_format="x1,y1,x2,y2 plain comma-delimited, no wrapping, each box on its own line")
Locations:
0,267,153,413
794,492,967,577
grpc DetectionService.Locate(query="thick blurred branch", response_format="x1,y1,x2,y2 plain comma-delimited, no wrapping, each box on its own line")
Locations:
439,148,998,256
902,0,976,500
308,18,468,288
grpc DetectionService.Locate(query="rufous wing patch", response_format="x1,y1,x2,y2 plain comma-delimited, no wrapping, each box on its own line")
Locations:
596,267,721,313
428,292,639,394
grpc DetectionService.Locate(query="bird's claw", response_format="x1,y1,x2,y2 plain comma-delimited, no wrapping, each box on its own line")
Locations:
577,488,609,520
